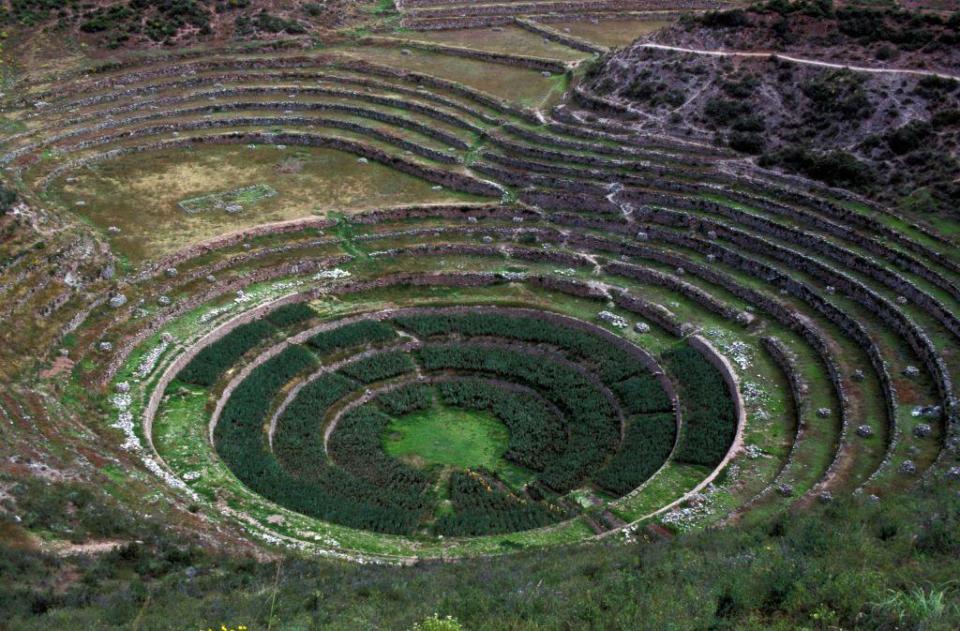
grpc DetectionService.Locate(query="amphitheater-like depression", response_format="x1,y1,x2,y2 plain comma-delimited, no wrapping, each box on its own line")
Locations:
141,300,744,559
3,30,957,564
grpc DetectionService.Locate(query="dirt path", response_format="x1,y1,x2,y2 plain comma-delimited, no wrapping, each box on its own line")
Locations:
638,43,960,81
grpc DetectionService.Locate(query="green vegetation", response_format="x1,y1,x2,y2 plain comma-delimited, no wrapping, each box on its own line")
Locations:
662,345,737,467
594,413,676,496
176,319,275,387
1,483,957,628
384,404,510,471
308,320,398,355
0,182,16,215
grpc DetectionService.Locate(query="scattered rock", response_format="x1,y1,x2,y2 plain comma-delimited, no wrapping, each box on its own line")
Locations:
107,226,121,235
818,491,833,504
776,483,793,497
816,407,831,418
913,423,933,438
903,365,920,378
109,294,127,308
856,424,874,438
206,275,216,283
597,311,628,328
634,322,650,334
98,341,113,352
899,460,917,475
851,369,865,382
115,382,130,394
481,235,494,244
896,295,908,305
164,267,178,278
635,231,648,241
157,295,171,306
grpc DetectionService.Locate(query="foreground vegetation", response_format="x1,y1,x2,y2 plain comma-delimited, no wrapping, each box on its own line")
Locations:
1,478,957,629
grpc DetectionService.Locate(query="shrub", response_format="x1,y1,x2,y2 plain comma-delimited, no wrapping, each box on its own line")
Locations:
759,146,874,189
417,344,620,491
0,183,16,214
885,120,933,155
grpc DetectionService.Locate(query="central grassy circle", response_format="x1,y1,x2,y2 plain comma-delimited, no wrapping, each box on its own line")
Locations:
384,404,510,470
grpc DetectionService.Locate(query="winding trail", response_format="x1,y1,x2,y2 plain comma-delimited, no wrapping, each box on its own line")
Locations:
638,43,960,81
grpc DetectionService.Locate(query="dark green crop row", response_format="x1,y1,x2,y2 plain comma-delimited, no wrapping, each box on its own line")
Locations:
375,383,434,417
273,373,356,479
416,344,620,492
339,351,415,384
392,312,647,384
214,345,426,535
393,313,671,415
177,319,275,387
662,345,737,467
436,379,565,473
594,413,676,496
307,320,397,356
434,470,562,537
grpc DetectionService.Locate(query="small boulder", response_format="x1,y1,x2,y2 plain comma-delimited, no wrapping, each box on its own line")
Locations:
856,424,874,438
634,322,650,334
913,423,933,438
899,460,917,475
816,407,831,418
903,365,920,378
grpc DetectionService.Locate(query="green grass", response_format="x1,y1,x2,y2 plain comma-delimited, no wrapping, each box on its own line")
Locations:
384,404,510,471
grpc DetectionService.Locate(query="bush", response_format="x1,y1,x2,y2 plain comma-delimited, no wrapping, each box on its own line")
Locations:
611,374,672,415
759,146,874,189
417,344,620,491
0,183,16,214
885,120,933,155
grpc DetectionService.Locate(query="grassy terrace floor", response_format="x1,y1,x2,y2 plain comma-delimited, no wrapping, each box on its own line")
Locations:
46,145,486,261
